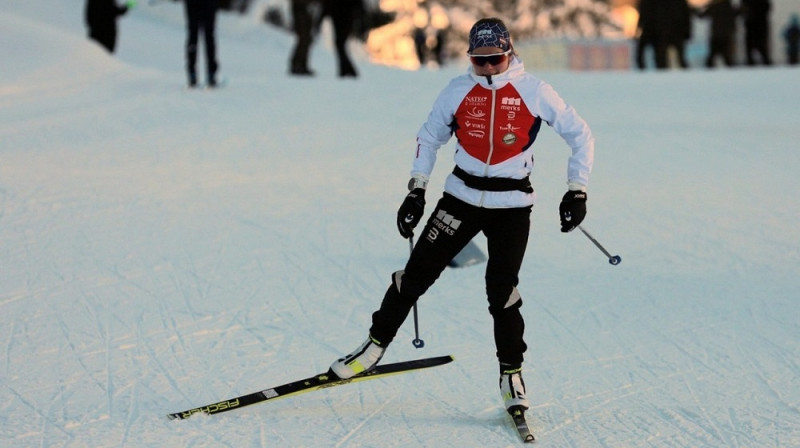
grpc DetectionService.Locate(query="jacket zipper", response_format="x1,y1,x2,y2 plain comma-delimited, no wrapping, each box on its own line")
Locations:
479,87,497,207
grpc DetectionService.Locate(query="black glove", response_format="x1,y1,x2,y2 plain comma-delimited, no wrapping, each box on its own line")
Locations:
559,190,587,233
396,188,426,238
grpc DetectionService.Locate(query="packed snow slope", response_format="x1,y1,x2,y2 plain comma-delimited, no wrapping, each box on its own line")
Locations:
1,1,799,447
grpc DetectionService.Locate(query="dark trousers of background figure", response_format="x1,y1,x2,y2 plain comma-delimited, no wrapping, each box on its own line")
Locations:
637,36,688,70
706,37,735,67
369,193,531,368
184,1,218,85
85,0,126,54
668,41,689,68
330,7,357,77
745,22,772,65
790,43,800,65
637,37,669,69
787,23,800,65
290,0,314,75
89,28,117,53
415,28,446,66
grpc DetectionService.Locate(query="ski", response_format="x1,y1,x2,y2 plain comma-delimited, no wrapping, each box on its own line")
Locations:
167,354,454,420
510,407,536,443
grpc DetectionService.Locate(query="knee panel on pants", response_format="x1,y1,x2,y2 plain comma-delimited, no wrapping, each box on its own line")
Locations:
488,285,523,315
391,270,428,304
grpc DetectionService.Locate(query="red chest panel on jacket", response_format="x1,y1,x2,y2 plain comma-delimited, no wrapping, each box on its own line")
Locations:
453,83,538,165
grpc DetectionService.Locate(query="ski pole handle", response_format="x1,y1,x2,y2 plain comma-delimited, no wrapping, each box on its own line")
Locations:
578,225,622,265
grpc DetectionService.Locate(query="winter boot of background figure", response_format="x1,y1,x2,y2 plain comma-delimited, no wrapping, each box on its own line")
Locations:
330,335,386,379
500,366,530,414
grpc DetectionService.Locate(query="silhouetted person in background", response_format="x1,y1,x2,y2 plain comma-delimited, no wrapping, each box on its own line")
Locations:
183,0,219,87
413,1,450,67
85,0,130,53
289,0,318,75
741,0,773,65
636,0,690,69
784,14,800,65
635,0,661,69
289,0,363,78
322,0,365,77
666,0,692,69
697,0,739,68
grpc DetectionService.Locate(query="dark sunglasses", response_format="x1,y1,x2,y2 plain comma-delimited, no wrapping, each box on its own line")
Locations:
469,50,511,66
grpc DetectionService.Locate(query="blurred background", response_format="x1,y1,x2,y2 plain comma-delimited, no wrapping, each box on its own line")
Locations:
245,0,798,71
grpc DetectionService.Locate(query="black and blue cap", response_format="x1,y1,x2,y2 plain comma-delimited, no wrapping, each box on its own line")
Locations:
467,19,511,53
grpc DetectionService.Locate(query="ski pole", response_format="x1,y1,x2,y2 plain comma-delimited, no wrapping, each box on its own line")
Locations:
409,236,425,348
577,225,622,266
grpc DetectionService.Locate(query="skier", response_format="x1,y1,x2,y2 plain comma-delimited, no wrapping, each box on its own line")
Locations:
697,0,739,68
289,0,318,75
784,14,800,65
635,0,691,69
289,0,364,77
414,1,450,67
322,0,365,77
741,0,773,65
329,18,595,416
635,0,664,69
84,0,131,53
666,0,693,69
182,0,220,87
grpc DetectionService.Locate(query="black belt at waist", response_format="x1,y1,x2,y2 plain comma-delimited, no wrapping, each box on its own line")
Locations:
452,166,533,193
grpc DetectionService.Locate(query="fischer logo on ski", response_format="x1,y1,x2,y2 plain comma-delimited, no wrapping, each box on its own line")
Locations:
177,398,241,419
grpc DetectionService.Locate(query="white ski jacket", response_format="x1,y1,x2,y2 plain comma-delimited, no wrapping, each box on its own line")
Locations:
411,56,595,209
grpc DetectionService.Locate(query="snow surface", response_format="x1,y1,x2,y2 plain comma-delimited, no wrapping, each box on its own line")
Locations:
2,1,800,447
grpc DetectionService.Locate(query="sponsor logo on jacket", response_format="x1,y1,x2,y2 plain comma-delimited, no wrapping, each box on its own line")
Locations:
453,84,538,164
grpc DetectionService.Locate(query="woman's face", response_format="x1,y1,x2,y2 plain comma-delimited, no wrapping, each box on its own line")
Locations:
470,46,511,76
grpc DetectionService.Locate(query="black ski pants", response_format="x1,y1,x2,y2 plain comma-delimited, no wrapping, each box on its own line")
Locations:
370,193,531,368
328,2,358,77
289,0,315,74
184,0,218,80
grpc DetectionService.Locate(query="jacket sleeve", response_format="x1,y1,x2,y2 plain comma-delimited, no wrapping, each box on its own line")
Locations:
524,80,594,188
410,78,464,180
